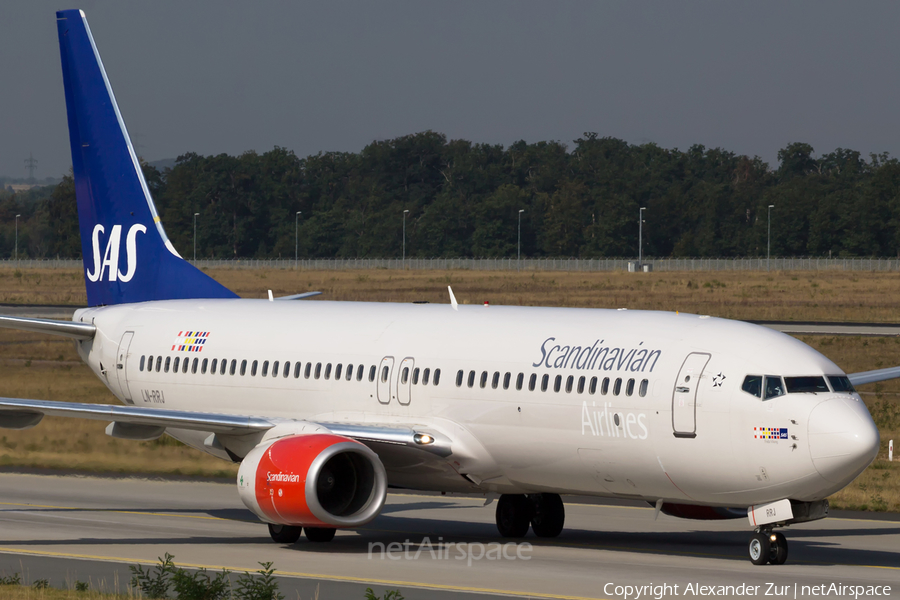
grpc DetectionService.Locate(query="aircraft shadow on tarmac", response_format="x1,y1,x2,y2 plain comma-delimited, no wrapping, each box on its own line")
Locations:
3,505,898,569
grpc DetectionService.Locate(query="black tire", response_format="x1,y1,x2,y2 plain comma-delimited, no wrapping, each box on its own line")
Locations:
496,494,531,538
530,493,565,538
748,533,771,565
305,527,337,543
770,532,788,565
268,523,302,544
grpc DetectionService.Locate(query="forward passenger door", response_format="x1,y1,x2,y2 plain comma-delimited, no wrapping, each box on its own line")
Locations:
672,352,710,438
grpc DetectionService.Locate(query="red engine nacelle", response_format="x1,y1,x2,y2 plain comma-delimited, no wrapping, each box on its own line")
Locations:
237,433,387,528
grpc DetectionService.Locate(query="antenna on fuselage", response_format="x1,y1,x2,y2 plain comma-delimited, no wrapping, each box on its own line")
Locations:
448,286,458,311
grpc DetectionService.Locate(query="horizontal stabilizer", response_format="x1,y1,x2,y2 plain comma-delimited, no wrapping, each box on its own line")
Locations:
0,315,96,340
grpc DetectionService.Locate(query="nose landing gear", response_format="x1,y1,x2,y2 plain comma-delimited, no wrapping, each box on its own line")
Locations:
749,529,788,565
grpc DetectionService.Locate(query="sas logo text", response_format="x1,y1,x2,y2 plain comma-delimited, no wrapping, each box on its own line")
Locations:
86,223,147,282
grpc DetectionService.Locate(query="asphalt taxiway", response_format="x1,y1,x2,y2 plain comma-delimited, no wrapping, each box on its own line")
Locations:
0,474,897,599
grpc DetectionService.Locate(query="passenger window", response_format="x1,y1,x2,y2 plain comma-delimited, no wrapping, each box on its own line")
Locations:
305,363,312,379
433,368,441,385
565,376,574,393
358,365,365,381
554,375,562,392
541,374,549,392
221,359,227,375
613,378,622,396
240,360,247,376
576,376,585,394
626,378,635,396
182,357,189,373
294,362,302,378
480,371,488,389
272,361,279,377
601,377,610,395
639,379,648,397
156,356,162,372
369,365,376,382
230,359,237,376
191,358,199,374
589,376,597,394
516,373,524,391
211,358,217,374
741,375,762,398
456,370,464,387
334,364,342,380
324,363,332,379
147,355,154,372
503,372,511,390
423,368,430,385
283,361,290,378
529,374,537,391
140,356,146,371
764,375,784,399
251,361,258,377
381,365,389,383
346,364,353,381
262,361,269,377
491,372,499,389
201,358,208,375
401,367,409,384
173,357,180,372
467,371,475,388
164,357,171,373
315,363,323,379
412,368,419,385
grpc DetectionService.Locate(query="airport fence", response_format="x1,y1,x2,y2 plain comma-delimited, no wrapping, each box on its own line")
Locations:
4,257,900,272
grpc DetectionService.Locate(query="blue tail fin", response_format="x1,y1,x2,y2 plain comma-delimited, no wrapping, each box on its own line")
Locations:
56,10,237,307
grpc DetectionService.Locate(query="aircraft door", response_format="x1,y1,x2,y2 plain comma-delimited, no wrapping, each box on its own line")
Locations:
377,356,394,404
672,352,710,438
397,357,414,405
116,331,135,403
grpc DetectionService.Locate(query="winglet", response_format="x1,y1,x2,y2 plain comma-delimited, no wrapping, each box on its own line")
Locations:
448,286,458,311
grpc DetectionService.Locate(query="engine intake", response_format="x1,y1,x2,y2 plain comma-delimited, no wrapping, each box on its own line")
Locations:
238,433,387,528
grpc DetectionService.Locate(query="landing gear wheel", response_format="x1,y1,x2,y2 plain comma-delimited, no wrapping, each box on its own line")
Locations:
496,494,532,538
305,527,336,543
770,532,788,565
748,532,771,565
529,493,565,538
268,523,302,544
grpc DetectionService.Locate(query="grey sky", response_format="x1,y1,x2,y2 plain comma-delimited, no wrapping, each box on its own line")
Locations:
3,1,900,179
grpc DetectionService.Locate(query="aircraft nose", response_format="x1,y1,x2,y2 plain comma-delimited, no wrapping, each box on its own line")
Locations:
808,397,880,484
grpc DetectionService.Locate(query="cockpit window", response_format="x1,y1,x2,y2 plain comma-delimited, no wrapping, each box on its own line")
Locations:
784,376,829,394
764,375,784,400
828,375,856,393
741,375,762,398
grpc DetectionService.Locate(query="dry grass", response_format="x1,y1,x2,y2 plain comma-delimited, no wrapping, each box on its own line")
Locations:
0,267,898,511
0,587,128,599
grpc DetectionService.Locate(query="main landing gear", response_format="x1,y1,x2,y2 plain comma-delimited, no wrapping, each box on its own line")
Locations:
748,529,788,565
495,493,565,538
267,523,337,544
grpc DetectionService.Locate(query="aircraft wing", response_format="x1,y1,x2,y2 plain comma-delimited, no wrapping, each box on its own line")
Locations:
848,366,900,387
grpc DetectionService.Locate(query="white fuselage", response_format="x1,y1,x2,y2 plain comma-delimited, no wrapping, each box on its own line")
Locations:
73,299,879,508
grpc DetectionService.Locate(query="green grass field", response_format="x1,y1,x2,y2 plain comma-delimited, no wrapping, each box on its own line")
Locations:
0,267,897,511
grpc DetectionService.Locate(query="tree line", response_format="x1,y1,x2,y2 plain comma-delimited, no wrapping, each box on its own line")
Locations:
2,133,899,260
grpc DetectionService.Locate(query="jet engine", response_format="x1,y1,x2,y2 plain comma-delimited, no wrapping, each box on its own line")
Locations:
237,433,387,528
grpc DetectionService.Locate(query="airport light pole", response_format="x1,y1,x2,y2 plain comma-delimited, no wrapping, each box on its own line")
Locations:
767,204,775,272
193,213,199,262
518,209,525,270
15,214,21,264
402,209,409,269
638,207,646,269
295,211,301,269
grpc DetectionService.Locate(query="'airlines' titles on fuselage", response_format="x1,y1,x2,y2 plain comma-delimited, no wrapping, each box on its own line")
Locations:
533,337,662,373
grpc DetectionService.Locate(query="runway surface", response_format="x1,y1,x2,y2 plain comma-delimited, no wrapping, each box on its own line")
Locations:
0,474,897,599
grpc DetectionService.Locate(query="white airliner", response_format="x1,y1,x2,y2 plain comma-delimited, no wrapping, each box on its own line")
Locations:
0,9,889,566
